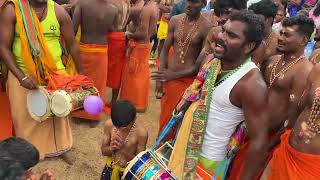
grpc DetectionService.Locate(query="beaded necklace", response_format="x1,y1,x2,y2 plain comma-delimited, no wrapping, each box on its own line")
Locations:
111,121,136,165
214,58,251,87
268,54,304,88
177,15,202,64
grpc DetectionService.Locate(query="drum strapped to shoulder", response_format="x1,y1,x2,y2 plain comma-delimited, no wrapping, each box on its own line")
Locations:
50,86,99,117
27,86,54,122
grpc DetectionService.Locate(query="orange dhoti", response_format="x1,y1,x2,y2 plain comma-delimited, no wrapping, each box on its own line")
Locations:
0,89,13,140
120,41,151,111
264,130,320,180
72,43,108,120
106,32,126,89
228,134,275,180
159,77,194,133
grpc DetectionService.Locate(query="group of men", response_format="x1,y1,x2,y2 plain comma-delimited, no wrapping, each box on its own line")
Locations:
1,0,320,179
0,0,159,165
154,0,320,179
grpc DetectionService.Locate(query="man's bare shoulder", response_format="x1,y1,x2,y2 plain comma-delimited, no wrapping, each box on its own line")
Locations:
239,68,267,92
295,59,313,76
0,1,15,19
201,16,214,29
265,54,282,66
309,64,320,82
136,120,148,139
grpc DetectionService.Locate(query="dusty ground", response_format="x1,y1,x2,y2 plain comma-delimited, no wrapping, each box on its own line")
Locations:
33,68,161,180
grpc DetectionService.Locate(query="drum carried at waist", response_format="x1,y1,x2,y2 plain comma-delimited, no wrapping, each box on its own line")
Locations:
50,87,99,117
27,86,99,122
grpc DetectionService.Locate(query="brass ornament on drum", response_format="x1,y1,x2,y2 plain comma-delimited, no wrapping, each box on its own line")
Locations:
27,87,54,122
50,87,99,117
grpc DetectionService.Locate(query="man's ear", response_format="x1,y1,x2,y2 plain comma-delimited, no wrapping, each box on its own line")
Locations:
244,42,256,54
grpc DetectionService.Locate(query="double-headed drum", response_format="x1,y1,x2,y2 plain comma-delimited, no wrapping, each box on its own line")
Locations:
122,150,175,180
27,87,54,122
50,87,99,117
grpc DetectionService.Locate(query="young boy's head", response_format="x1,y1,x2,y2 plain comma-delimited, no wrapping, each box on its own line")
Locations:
0,151,25,180
0,137,39,171
111,100,137,127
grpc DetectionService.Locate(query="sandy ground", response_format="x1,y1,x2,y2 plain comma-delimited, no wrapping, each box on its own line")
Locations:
33,69,161,180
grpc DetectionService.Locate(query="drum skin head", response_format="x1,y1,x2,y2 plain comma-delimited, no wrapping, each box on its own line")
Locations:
27,87,52,122
50,90,72,117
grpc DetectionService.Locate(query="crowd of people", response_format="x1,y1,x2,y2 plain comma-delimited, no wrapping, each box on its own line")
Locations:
1,0,320,179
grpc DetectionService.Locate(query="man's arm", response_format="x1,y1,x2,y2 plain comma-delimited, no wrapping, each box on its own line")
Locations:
159,17,175,70
238,71,269,180
0,3,37,89
72,2,81,35
56,4,83,74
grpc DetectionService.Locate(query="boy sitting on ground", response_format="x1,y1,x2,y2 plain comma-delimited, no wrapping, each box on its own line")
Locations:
100,100,148,179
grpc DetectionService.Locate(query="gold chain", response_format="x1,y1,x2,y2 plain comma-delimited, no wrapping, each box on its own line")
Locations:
269,54,305,88
177,15,202,64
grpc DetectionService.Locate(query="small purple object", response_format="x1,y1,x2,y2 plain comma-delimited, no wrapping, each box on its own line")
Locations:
160,172,172,179
83,95,103,115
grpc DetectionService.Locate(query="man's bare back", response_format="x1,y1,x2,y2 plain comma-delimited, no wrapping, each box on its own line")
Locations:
101,119,148,168
127,0,159,43
109,0,130,32
290,64,320,155
263,55,313,131
73,0,118,44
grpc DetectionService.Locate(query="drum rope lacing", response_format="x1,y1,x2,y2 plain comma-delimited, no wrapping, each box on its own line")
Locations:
111,121,136,165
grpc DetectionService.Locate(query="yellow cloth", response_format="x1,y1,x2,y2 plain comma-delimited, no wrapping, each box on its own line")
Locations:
168,101,199,179
106,156,125,180
157,17,169,40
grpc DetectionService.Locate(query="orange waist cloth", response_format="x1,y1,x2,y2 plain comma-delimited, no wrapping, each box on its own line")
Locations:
0,91,13,140
228,133,276,180
268,130,320,180
120,41,151,111
72,43,108,121
159,77,194,134
106,32,126,89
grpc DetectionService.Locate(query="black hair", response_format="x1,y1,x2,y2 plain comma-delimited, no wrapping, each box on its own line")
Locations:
0,137,39,170
229,9,265,52
214,0,247,16
248,0,278,19
111,100,136,127
282,15,315,40
0,151,25,180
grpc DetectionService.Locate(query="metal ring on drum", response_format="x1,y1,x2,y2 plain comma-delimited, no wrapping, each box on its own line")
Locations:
27,86,54,122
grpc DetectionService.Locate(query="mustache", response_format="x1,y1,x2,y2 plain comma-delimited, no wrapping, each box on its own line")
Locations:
215,38,228,51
